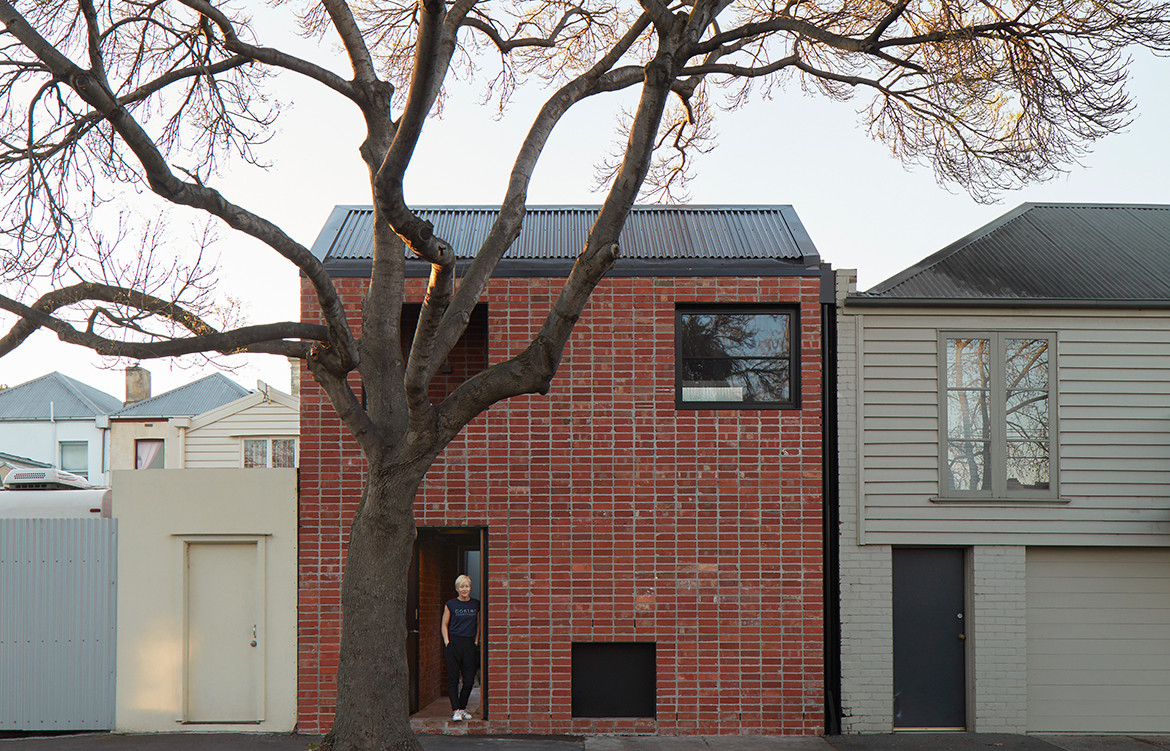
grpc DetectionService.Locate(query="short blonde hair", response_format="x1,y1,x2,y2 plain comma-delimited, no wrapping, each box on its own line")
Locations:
455,574,472,589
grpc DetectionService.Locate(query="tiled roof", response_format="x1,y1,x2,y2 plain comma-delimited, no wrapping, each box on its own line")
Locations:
856,203,1170,303
111,373,251,419
0,372,123,421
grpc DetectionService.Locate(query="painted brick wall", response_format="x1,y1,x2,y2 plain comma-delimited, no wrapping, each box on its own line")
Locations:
299,272,826,735
834,270,895,733
971,546,1027,733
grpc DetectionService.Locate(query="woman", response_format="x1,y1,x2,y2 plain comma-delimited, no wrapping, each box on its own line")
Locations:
441,573,480,721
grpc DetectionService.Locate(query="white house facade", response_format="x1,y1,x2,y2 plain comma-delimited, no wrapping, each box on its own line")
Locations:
837,203,1170,734
0,372,123,486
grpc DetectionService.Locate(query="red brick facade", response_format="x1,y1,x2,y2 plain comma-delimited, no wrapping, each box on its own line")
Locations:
298,272,826,735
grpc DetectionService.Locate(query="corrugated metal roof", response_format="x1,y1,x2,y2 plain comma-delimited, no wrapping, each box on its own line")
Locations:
310,205,818,265
0,372,123,421
111,373,251,419
860,203,1170,302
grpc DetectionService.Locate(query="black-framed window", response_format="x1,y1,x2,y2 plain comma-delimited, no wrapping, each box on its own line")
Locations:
675,305,798,409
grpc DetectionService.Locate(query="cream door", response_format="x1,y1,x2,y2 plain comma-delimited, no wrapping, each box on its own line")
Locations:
184,539,264,722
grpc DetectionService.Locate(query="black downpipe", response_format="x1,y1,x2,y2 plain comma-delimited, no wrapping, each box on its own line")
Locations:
820,266,843,734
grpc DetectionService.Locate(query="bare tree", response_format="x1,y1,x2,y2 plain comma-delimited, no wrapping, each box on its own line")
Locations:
1,0,1168,747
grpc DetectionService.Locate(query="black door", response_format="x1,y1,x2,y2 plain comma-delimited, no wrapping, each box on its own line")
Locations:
892,547,966,729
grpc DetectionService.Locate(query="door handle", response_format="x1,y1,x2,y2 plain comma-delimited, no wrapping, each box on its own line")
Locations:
958,633,966,641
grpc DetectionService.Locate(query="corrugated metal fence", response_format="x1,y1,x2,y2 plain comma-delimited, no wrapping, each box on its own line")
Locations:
0,518,117,730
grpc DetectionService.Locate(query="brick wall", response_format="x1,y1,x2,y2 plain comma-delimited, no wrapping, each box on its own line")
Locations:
833,270,895,733
299,272,826,735
971,546,1027,732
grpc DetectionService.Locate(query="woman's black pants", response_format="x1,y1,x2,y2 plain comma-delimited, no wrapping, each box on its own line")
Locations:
446,636,478,711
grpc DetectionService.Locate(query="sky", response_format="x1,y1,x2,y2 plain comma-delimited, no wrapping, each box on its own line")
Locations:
1,13,1168,401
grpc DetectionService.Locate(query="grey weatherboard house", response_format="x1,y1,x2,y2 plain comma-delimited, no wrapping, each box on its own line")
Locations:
835,203,1170,735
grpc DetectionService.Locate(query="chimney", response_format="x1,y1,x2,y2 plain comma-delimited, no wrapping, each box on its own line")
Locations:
124,365,151,405
288,357,301,401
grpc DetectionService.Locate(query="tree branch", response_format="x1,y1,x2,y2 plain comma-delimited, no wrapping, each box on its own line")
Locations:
178,0,359,99
0,288,322,359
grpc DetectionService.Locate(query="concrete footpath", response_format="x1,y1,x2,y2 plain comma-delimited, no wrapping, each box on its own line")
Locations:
3,733,1170,751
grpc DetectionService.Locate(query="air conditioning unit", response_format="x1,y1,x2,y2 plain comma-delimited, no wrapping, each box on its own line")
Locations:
3,468,93,490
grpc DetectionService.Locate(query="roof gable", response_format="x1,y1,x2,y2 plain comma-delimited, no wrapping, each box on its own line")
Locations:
311,205,821,276
0,371,123,420
187,382,297,432
112,372,251,419
858,203,1170,304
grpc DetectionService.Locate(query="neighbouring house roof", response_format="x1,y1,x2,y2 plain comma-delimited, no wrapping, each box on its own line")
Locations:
0,371,123,421
311,205,823,277
111,373,252,419
852,203,1170,306
187,381,298,432
0,451,53,468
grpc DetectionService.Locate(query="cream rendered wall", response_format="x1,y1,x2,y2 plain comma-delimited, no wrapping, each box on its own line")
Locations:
113,468,297,732
109,420,183,471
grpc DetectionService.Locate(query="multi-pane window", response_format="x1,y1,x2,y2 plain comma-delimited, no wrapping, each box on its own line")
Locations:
59,441,88,479
676,306,797,408
243,438,296,468
942,333,1055,498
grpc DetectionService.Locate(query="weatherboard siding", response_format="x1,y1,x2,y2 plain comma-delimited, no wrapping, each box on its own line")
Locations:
851,307,1170,545
184,403,298,468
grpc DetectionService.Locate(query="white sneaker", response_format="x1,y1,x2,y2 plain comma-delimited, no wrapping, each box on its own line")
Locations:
459,709,473,720
452,710,463,721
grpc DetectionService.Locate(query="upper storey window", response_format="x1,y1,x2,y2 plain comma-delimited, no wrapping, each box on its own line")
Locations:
676,306,797,409
942,333,1056,499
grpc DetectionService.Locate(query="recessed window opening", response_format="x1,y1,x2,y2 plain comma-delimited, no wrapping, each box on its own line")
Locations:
571,642,656,718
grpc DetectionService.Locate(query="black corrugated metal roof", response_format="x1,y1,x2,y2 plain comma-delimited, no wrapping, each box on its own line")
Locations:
855,203,1170,305
309,205,821,274
111,373,251,419
0,372,123,421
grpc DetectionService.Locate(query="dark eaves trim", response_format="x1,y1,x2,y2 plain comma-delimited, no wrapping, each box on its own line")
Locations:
324,257,823,279
844,295,1170,309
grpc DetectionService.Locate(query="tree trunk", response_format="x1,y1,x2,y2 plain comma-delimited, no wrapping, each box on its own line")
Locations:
319,455,427,751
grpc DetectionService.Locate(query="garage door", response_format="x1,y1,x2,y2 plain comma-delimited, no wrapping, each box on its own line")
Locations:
1026,548,1170,733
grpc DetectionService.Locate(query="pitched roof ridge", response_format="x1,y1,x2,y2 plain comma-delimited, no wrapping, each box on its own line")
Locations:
51,371,121,415
0,371,120,416
864,204,1038,295
112,372,250,416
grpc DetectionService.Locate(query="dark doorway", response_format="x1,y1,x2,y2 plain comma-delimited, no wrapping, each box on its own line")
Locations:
892,547,967,730
408,527,486,718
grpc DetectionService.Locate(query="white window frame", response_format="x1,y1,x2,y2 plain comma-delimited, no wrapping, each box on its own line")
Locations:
937,331,1059,501
241,437,297,469
59,440,88,479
